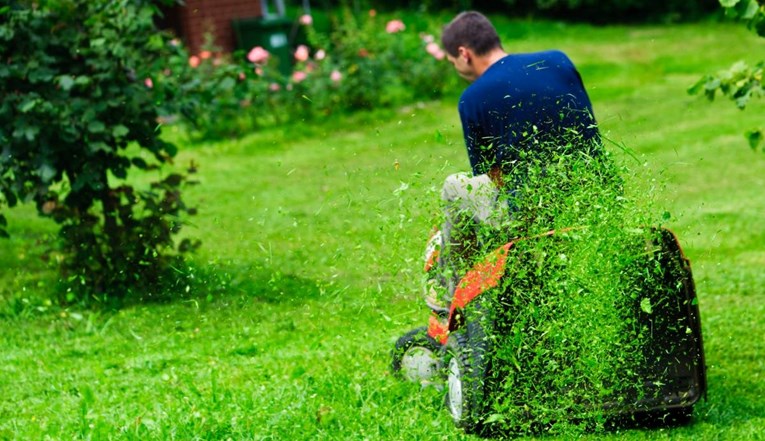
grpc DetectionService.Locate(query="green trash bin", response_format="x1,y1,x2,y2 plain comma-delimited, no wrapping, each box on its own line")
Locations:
232,17,295,77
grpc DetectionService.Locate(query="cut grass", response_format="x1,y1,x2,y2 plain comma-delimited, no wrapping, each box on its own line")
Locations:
1,17,765,440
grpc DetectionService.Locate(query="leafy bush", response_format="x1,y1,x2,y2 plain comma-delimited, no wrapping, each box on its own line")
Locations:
0,1,198,304
690,0,765,151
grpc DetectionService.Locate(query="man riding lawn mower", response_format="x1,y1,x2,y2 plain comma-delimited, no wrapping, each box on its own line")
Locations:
391,11,707,435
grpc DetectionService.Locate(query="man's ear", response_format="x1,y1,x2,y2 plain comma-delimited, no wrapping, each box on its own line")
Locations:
458,46,472,63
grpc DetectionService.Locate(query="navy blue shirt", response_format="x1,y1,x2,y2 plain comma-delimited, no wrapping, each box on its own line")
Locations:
458,50,599,176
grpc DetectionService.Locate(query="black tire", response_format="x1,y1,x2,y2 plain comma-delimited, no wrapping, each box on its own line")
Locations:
391,326,444,384
444,317,491,434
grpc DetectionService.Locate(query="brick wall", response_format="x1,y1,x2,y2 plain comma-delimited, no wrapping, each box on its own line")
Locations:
166,0,263,54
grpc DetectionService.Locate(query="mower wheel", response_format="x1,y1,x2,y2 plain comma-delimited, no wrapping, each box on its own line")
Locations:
391,326,444,385
444,318,489,433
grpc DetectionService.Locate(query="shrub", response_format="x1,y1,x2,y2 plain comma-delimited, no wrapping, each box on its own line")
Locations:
0,1,198,304
690,0,765,151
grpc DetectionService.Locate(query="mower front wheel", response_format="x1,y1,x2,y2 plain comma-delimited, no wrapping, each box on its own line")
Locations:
391,326,444,385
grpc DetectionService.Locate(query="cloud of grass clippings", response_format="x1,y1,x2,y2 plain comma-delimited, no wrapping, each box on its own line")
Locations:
448,135,701,436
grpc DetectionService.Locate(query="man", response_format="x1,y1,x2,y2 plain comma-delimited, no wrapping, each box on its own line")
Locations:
426,11,601,306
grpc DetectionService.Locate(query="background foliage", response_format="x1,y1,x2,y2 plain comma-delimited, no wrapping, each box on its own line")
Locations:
319,0,719,22
163,9,457,140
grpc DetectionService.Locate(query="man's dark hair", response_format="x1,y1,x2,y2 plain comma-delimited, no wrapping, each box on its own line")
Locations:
441,11,502,57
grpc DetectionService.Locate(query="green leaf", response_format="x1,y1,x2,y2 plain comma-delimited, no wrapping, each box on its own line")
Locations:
4,192,17,207
58,75,76,91
741,0,760,19
112,125,129,138
640,298,653,314
687,77,707,96
87,120,106,133
484,413,506,424
704,77,721,91
746,129,763,150
218,77,236,91
754,14,765,37
38,164,57,183
19,99,37,113
132,157,149,169
74,75,92,87
720,0,741,7
16,125,40,141
0,214,7,227
0,228,9,239
163,174,184,187
88,141,111,153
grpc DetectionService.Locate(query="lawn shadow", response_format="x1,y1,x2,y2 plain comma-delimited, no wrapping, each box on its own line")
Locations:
116,260,324,307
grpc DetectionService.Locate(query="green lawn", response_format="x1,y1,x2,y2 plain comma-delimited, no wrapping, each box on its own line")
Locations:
1,17,765,440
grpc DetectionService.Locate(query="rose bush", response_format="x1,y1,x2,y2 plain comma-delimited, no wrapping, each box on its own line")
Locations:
159,9,458,140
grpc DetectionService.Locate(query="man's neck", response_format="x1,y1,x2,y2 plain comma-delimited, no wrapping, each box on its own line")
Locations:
473,48,508,78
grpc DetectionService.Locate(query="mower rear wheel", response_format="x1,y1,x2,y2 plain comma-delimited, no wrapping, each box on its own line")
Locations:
391,326,443,385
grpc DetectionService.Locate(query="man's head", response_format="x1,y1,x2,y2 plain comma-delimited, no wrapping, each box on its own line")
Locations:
441,11,503,82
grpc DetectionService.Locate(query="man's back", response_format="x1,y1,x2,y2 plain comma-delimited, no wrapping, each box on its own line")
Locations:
458,50,599,176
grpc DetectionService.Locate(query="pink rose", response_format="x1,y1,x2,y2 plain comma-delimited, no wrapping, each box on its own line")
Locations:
425,42,445,60
255,67,264,76
369,9,377,17
238,72,246,81
247,46,270,64
314,49,326,61
144,77,153,88
422,34,435,44
330,70,342,83
299,14,313,26
294,45,310,62
385,19,405,33
188,55,200,68
269,83,281,92
200,50,212,60
292,71,307,82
